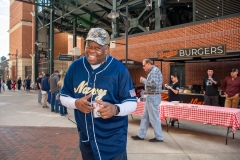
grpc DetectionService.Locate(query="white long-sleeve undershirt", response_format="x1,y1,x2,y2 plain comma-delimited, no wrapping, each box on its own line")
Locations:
60,95,137,116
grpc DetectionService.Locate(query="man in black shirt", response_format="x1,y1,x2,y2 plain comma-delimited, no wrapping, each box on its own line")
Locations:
202,68,221,106
37,73,43,104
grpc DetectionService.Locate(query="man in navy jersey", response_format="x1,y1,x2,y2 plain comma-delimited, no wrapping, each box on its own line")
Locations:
60,28,137,160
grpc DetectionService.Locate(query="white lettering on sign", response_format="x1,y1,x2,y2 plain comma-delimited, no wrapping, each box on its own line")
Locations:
158,45,225,59
179,50,185,56
192,49,197,56
185,49,191,56
122,61,134,64
178,45,225,57
205,48,210,54
198,48,204,55
217,46,223,54
211,47,216,54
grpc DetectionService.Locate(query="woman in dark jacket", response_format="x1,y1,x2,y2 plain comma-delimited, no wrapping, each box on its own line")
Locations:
17,77,22,90
7,78,12,90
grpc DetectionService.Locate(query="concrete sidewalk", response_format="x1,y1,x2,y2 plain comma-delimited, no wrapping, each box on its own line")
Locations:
0,90,240,160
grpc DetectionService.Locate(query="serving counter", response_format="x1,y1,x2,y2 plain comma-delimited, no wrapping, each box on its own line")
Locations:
161,91,226,107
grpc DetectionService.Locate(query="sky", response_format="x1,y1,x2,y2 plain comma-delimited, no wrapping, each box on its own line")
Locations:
0,0,10,58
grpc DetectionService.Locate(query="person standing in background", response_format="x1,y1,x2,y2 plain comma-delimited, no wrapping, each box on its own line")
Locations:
7,78,12,90
26,76,31,92
57,74,68,116
166,73,180,126
132,58,164,142
0,77,2,93
37,73,43,105
41,74,50,108
222,68,240,108
49,70,60,112
2,80,5,91
202,68,221,106
22,80,26,90
17,77,22,90
11,80,16,91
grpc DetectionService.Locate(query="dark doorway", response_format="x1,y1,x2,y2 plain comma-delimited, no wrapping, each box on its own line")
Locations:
25,66,32,79
170,64,185,87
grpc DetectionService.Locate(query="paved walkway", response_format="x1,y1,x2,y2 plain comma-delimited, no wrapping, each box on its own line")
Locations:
0,89,240,160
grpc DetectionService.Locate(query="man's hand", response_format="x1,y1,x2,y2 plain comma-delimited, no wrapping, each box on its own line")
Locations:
225,93,228,98
75,94,94,114
208,77,213,81
140,76,145,83
167,86,172,90
95,100,116,119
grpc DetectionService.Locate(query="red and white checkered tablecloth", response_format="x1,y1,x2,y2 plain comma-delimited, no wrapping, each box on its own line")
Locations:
131,101,240,133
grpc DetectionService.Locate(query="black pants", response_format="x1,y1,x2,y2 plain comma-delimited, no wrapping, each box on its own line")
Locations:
204,95,219,106
18,84,21,90
8,84,11,90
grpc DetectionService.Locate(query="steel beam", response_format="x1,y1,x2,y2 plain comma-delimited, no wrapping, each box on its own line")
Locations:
34,3,38,82
49,8,54,74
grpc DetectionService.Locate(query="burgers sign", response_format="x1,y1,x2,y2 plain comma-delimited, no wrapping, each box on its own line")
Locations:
157,45,226,59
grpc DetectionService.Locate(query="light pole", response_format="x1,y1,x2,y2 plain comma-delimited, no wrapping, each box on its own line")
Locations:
8,49,18,82
108,1,129,68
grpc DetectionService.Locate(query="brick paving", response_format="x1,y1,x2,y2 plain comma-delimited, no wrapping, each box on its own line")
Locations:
0,126,82,160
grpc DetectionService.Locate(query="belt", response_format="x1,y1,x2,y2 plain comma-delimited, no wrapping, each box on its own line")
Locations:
145,92,160,95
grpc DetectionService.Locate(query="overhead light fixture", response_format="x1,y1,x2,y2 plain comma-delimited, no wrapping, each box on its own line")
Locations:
107,10,119,19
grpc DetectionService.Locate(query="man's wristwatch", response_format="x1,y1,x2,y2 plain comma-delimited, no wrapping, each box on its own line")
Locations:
115,105,120,115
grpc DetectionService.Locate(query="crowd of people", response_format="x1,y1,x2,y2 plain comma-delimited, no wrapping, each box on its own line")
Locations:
37,70,68,116
0,76,31,92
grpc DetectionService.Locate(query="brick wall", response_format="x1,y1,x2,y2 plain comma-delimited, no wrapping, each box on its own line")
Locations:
68,36,85,54
22,25,32,58
110,16,240,86
10,1,33,59
10,1,32,28
54,33,68,59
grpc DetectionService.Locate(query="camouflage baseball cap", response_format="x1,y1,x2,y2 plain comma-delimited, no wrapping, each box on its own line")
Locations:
86,28,110,45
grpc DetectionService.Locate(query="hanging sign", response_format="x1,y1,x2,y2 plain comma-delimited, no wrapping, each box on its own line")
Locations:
157,44,226,59
59,55,73,61
121,60,134,64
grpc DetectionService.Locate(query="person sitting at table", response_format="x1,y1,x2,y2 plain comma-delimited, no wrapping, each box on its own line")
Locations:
166,73,180,126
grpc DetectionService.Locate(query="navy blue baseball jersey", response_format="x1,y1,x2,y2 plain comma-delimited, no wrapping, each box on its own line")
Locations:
60,55,136,160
